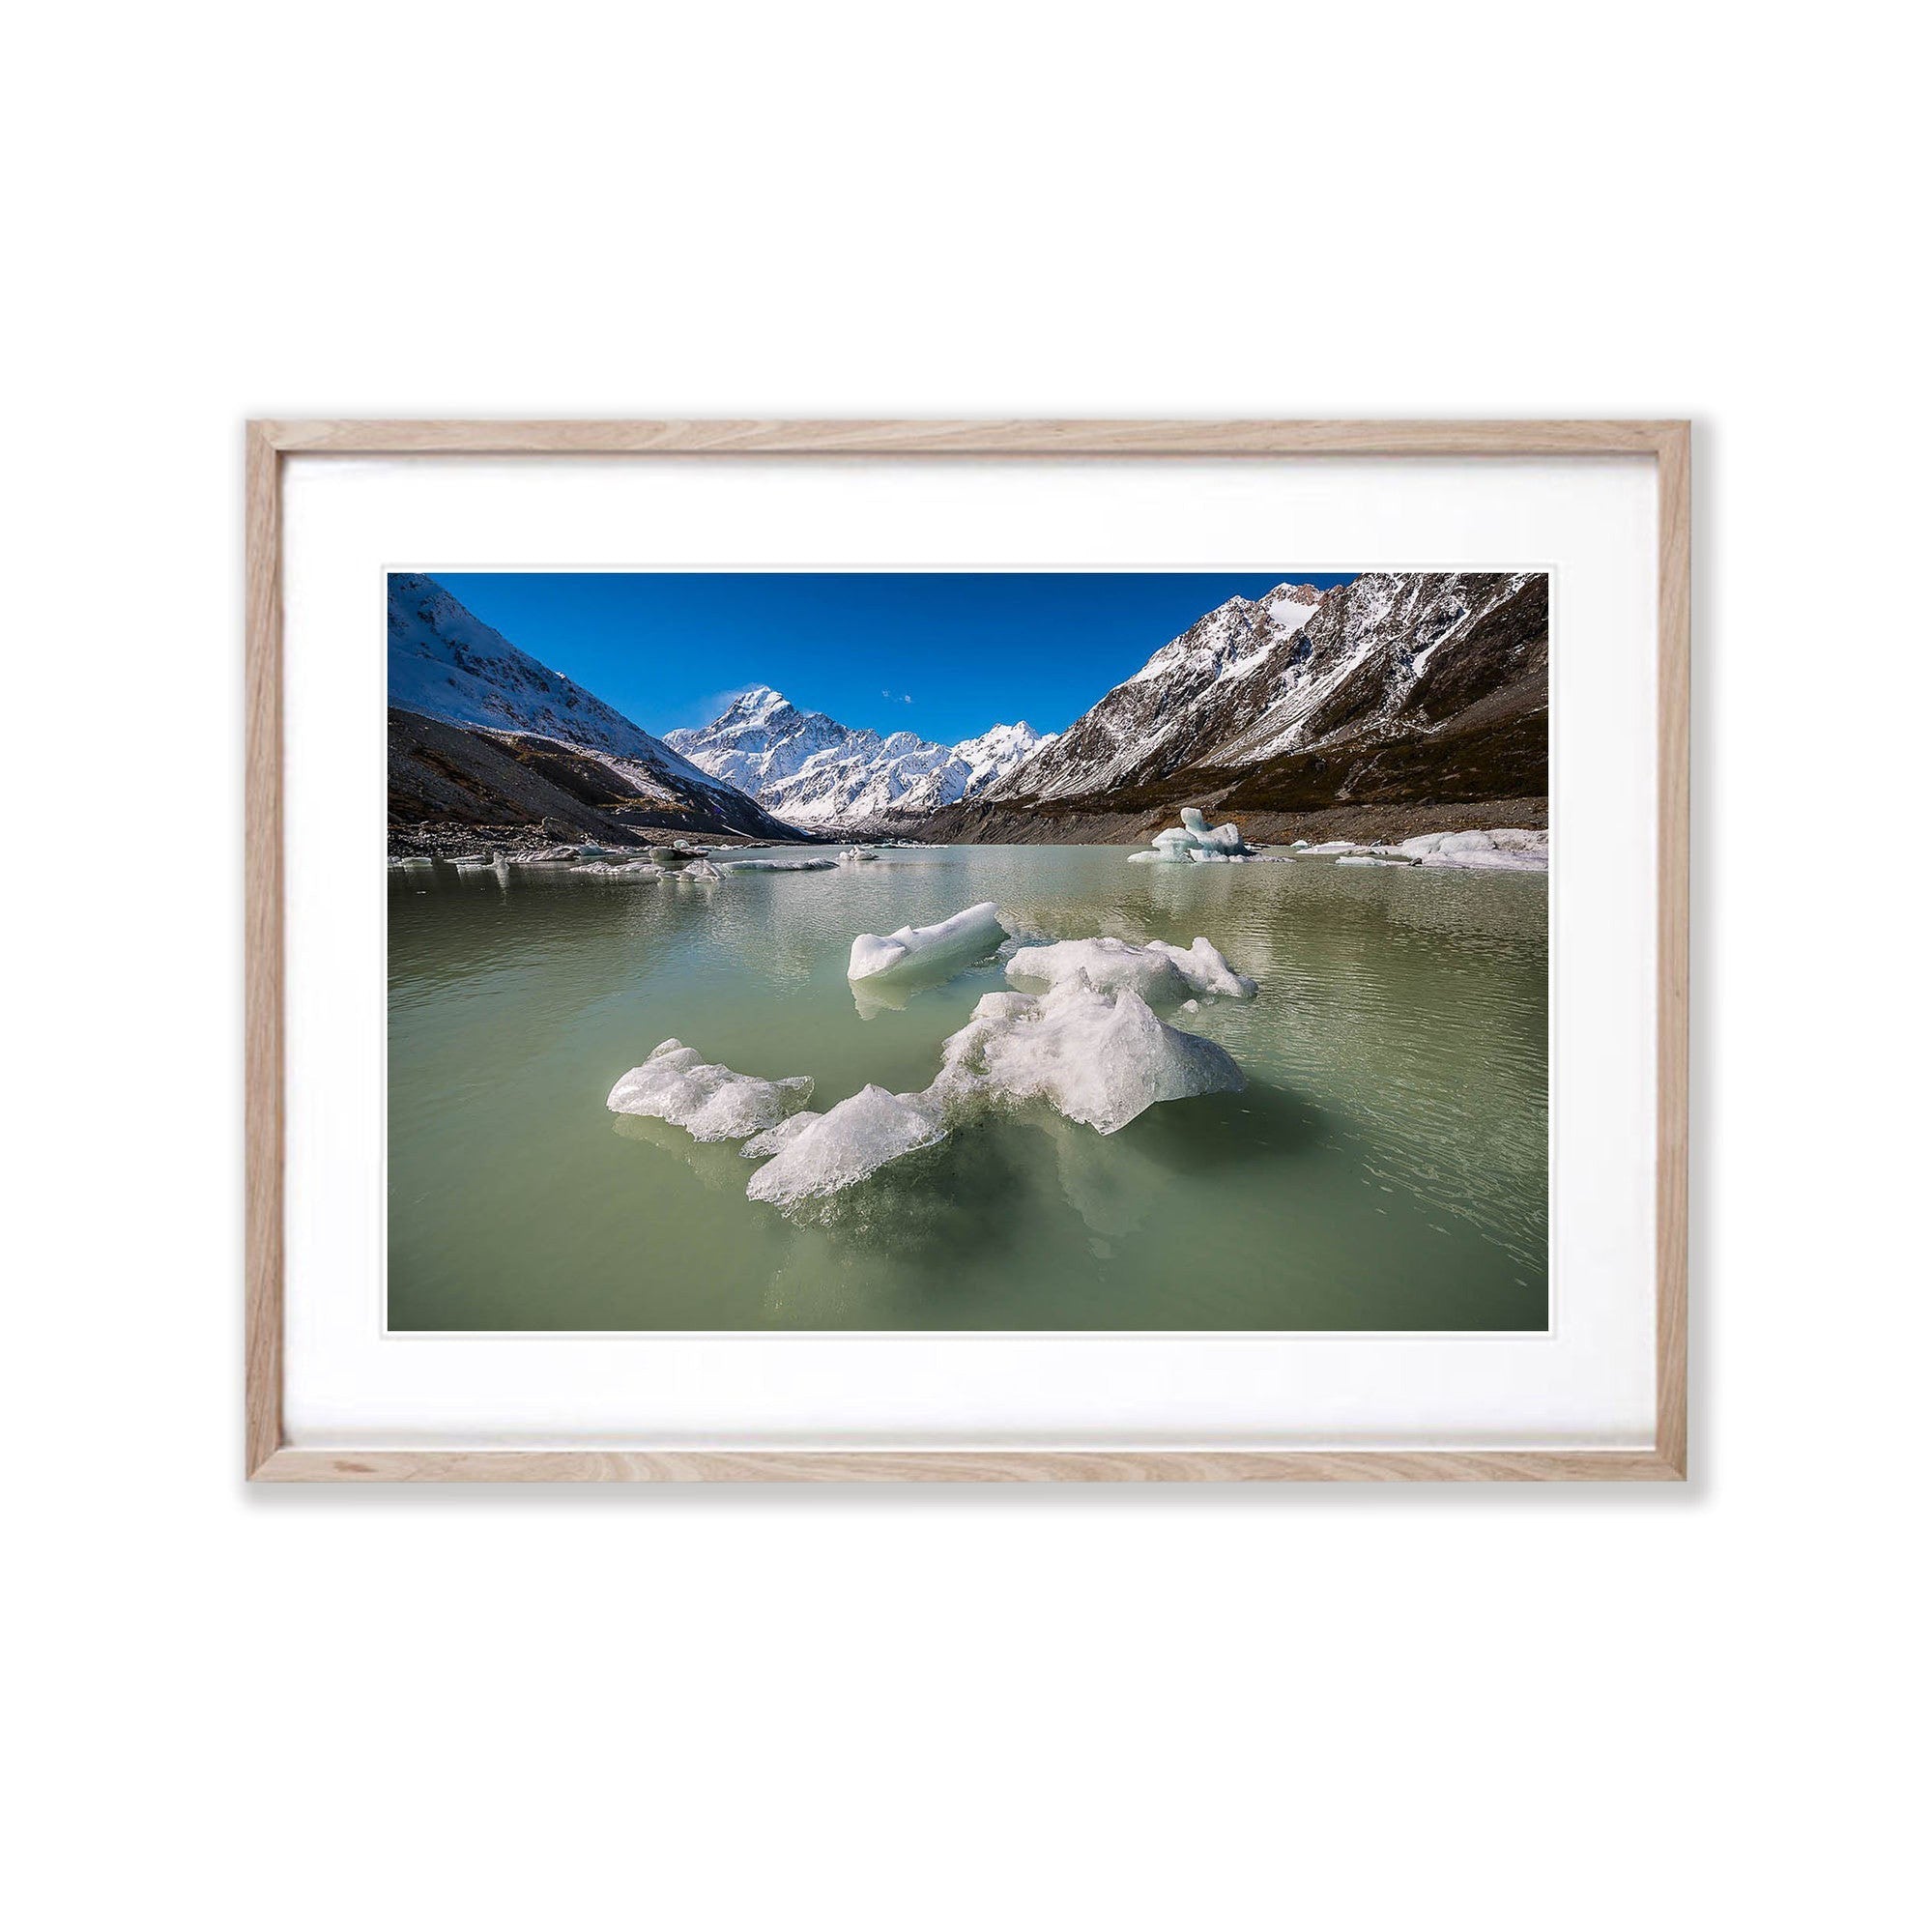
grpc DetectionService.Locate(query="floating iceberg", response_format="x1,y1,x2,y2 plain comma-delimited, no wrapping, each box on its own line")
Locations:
934,984,1244,1136
1394,828,1548,871
1180,808,1251,855
1005,937,1194,1004
744,1084,948,1205
606,1039,814,1142
837,846,879,864
847,901,1008,986
678,857,724,882
716,855,840,873
1004,935,1256,1005
1146,937,1258,999
641,916,1256,1213
1128,810,1254,863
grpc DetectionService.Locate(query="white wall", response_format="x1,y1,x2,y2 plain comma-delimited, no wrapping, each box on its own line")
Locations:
9,4,1924,1928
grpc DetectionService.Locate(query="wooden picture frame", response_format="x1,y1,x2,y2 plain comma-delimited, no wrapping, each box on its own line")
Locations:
246,418,1689,1483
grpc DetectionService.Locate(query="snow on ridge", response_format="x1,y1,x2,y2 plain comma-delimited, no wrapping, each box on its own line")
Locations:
671,694,1054,828
387,571,729,795
995,571,1542,803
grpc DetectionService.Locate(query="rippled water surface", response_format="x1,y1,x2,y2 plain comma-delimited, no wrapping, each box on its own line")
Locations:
389,847,1547,1330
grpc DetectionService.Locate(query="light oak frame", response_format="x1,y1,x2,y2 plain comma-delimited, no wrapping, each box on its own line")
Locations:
245,418,1689,1484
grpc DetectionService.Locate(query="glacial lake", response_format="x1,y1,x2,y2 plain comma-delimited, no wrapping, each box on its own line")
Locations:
389,846,1548,1331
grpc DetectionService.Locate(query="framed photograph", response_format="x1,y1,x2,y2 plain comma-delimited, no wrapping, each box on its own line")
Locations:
246,419,1688,1482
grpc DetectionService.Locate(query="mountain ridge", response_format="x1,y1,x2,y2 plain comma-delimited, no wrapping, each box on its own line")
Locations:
387,575,797,845
923,570,1547,844
387,569,1547,854
666,689,1053,831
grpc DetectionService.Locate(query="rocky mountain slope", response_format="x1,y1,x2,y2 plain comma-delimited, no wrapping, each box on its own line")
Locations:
923,572,1546,844
666,687,1053,830
388,575,796,847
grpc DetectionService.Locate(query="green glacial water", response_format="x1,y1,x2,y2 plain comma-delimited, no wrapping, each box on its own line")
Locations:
388,847,1547,1331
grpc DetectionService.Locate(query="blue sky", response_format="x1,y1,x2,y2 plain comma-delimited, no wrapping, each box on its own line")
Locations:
430,571,1358,745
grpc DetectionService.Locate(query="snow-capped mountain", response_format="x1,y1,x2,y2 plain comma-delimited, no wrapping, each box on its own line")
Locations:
392,572,679,763
978,583,1327,803
666,688,1053,829
388,574,795,842
982,573,1545,809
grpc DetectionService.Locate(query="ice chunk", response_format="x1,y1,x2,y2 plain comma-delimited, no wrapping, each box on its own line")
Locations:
679,858,724,882
606,1039,814,1142
1132,837,1195,863
837,846,879,864
1005,935,1256,1006
1418,845,1548,872
936,985,1243,1136
1005,937,1195,1005
1145,937,1258,999
717,855,839,873
745,1084,947,1204
1178,808,1250,854
847,901,1008,985
1396,827,1549,871
1187,849,1231,863
739,1111,821,1159
1152,826,1200,851
1337,854,1409,867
